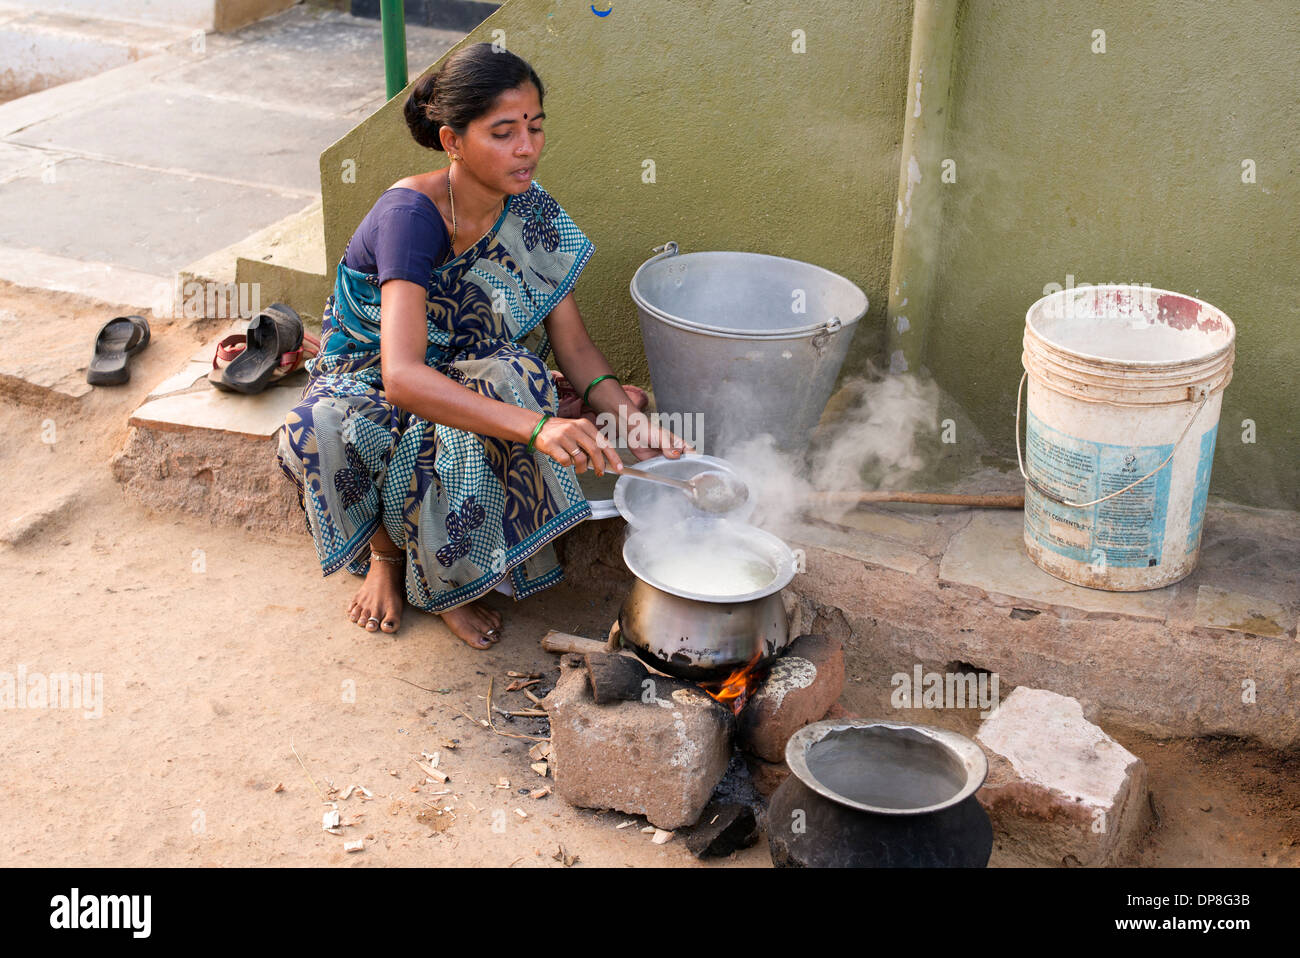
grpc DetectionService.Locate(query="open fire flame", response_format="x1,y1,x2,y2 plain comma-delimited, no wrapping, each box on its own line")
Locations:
701,648,767,715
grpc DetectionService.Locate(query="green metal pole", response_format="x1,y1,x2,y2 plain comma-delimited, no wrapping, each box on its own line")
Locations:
381,0,408,100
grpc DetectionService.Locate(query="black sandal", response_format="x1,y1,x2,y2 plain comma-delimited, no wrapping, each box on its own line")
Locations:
210,303,303,394
86,315,150,386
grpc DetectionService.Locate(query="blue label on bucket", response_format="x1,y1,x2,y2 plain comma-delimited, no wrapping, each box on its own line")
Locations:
1024,410,1173,568
1185,423,1218,552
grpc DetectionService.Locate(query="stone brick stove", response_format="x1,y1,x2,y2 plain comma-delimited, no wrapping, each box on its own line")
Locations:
541,631,846,853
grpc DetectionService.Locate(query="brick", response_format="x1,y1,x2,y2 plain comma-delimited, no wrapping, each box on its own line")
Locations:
543,665,734,830
738,634,845,763
976,687,1152,867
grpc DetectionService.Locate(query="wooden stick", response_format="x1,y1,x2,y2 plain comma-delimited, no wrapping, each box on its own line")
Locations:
541,631,613,655
583,652,652,704
808,491,1024,508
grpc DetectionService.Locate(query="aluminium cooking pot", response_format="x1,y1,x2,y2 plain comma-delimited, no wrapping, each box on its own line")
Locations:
618,518,798,680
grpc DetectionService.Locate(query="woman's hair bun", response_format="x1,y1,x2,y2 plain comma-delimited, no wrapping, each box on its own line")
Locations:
404,71,445,151
402,43,545,153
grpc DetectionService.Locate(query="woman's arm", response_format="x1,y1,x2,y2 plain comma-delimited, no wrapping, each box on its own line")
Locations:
381,280,624,473
544,291,630,416
545,292,692,458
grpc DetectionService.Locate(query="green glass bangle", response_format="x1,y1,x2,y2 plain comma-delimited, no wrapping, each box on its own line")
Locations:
583,374,620,406
526,413,550,453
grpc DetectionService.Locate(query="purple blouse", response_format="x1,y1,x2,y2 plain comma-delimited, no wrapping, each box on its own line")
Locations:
342,187,450,287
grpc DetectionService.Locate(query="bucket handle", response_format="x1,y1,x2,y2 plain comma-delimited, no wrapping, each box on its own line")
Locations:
1014,372,1211,509
811,316,842,352
648,240,680,262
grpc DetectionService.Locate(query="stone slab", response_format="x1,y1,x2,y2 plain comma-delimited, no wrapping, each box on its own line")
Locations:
816,505,954,554
129,374,302,439
786,518,930,576
1193,586,1296,639
938,510,1176,620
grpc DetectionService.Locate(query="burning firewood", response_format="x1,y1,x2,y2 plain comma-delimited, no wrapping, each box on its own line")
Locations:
582,652,653,703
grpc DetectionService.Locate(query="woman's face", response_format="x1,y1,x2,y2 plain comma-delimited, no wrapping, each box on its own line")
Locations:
450,82,545,196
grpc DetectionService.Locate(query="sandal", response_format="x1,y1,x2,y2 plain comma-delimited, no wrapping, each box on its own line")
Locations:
209,304,317,393
209,329,320,389
87,315,150,386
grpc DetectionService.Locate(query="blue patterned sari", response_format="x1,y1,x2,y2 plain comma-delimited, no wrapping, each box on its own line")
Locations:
276,181,594,612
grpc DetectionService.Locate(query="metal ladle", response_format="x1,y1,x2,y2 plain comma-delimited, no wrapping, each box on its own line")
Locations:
617,467,750,514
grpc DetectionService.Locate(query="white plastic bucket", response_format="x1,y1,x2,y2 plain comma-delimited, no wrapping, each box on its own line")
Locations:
1017,285,1235,591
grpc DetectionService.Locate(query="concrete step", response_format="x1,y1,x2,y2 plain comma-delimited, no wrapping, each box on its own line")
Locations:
0,2,193,102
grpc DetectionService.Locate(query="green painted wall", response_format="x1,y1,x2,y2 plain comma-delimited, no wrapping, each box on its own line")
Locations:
319,0,1297,509
926,0,1298,509
320,0,913,382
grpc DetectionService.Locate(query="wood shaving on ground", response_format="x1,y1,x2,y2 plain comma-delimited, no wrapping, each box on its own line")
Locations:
651,829,674,845
552,845,579,867
506,671,542,679
530,762,549,777
640,826,656,834
439,739,459,750
514,808,528,820
616,821,636,830
495,777,510,789
273,783,284,793
344,840,364,853
529,786,551,799
322,810,341,830
505,678,540,692
411,758,448,783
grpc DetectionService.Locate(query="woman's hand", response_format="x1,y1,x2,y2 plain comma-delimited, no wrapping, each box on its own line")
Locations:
624,411,695,462
533,415,624,476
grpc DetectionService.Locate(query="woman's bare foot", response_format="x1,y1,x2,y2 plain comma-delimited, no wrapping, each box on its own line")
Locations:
440,601,503,650
347,557,404,634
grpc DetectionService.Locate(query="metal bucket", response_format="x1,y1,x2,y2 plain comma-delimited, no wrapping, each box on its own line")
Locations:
630,242,868,456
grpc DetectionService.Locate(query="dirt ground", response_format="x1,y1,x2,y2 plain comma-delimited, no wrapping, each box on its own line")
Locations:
0,283,1296,868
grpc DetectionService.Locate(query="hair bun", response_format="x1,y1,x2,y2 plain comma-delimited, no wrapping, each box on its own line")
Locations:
404,71,444,151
